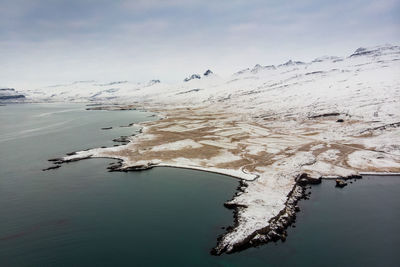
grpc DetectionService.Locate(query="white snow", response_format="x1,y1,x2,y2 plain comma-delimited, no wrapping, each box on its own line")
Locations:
317,149,341,161
151,139,202,151
215,152,316,253
208,151,242,164
18,45,399,128
347,150,400,170
302,161,356,178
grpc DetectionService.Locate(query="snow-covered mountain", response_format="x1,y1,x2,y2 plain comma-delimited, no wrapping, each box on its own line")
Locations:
27,44,400,254
18,44,400,122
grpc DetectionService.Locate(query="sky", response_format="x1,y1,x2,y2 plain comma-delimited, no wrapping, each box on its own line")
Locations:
1,0,399,88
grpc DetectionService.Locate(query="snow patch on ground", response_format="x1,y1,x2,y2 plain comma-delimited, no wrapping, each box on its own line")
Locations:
151,139,202,151
347,150,400,170
318,149,341,161
302,161,356,178
209,151,243,164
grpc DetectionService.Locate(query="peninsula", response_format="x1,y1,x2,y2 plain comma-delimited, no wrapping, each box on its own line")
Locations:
39,45,400,254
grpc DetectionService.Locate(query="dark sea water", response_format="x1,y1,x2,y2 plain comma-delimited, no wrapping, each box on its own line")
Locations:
0,103,399,267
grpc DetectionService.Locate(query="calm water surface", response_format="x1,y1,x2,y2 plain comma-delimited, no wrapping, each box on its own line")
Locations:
0,103,399,266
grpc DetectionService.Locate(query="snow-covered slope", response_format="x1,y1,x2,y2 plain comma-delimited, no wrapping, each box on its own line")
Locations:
21,44,400,123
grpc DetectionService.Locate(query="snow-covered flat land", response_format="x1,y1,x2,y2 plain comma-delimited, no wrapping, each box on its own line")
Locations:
31,44,400,254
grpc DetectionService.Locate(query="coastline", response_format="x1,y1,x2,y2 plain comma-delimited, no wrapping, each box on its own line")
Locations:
45,103,400,255
49,148,368,255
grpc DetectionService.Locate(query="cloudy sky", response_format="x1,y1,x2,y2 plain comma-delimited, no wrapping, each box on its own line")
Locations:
1,0,399,88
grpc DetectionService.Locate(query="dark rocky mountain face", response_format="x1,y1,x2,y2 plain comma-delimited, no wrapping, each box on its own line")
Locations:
203,69,213,76
184,74,201,82
349,44,400,58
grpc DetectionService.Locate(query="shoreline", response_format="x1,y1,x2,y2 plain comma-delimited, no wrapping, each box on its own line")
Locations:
359,172,400,176
44,103,400,255
48,150,370,254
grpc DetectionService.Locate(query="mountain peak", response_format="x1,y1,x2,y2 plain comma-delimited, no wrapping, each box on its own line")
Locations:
350,47,371,57
184,74,201,82
251,64,276,73
349,44,400,58
279,60,305,67
312,56,342,63
204,69,213,76
148,79,161,86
